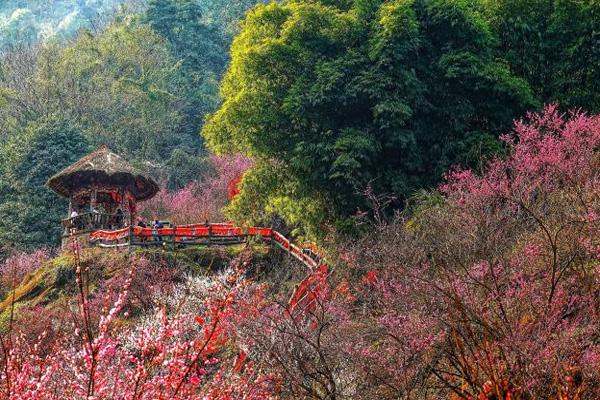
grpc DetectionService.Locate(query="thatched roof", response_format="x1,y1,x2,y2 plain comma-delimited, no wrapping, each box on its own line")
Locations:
47,145,159,201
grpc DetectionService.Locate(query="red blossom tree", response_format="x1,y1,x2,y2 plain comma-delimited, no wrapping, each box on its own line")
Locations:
0,245,276,399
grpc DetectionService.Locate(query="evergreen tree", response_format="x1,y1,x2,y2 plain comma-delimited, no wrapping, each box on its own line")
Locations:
0,117,90,249
484,0,600,112
204,0,538,237
145,0,227,141
145,0,179,42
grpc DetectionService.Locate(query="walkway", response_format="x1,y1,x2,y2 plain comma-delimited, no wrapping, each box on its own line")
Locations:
90,222,329,312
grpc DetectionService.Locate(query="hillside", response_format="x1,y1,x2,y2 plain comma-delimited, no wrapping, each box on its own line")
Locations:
0,242,298,331
0,0,599,398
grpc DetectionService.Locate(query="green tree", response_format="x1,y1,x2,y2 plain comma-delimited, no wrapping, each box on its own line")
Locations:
198,0,267,37
145,0,229,73
0,117,90,249
22,23,186,161
145,0,179,42
204,0,537,237
162,148,211,190
144,0,227,139
484,0,600,111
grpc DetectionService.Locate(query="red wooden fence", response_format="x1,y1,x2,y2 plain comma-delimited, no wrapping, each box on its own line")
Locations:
89,222,329,313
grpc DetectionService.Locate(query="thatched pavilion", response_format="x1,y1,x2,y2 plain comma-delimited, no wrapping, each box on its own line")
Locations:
47,145,159,244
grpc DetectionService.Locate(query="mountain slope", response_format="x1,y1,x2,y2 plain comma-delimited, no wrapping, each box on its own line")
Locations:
0,0,127,49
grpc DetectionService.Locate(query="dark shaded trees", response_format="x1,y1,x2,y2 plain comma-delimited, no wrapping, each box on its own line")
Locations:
485,0,600,112
145,0,228,142
0,117,90,249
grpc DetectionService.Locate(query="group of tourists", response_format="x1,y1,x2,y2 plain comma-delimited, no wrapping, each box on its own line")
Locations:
135,216,165,241
68,207,125,231
135,216,163,230
68,204,169,243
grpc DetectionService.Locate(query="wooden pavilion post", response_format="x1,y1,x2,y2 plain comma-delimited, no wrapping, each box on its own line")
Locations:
121,189,128,225
66,197,73,236
128,190,137,226
91,189,97,212
128,225,133,250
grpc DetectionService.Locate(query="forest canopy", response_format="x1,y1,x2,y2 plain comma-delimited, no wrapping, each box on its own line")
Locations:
204,0,528,236
204,0,600,238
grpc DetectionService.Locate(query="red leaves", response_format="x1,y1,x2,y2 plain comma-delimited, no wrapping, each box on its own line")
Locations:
232,351,247,373
227,175,242,200
362,270,378,285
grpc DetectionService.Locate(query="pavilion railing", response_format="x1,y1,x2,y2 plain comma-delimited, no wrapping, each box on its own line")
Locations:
62,212,124,235
88,223,324,269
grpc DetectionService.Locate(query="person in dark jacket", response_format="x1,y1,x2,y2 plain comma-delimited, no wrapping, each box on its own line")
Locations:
136,217,147,242
116,208,124,227
152,217,163,241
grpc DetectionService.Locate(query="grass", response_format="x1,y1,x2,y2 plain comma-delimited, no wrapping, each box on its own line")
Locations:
0,241,290,333
0,263,55,313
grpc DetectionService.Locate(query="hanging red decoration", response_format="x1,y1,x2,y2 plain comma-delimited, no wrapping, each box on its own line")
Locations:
110,191,123,204
227,175,242,200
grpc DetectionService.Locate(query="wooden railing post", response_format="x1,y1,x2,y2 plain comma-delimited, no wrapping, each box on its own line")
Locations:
128,225,133,250
172,225,176,250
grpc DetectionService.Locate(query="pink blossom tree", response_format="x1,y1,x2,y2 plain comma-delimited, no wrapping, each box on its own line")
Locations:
0,245,276,399
0,249,50,286
341,105,600,399
141,154,253,224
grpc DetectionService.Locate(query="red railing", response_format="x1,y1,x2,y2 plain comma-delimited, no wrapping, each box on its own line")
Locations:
89,222,328,314
89,223,317,268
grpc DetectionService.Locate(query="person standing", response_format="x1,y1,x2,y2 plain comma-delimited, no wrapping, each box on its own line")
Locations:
70,209,80,231
152,217,163,242
116,208,124,227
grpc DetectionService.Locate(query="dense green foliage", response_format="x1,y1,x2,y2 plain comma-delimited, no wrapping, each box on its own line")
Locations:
44,24,190,160
144,0,226,141
204,0,538,237
0,117,90,249
485,0,600,112
0,21,205,198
